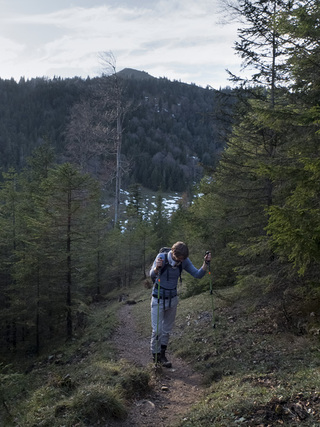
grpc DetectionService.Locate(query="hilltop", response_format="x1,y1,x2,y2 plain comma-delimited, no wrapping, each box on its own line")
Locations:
117,68,156,80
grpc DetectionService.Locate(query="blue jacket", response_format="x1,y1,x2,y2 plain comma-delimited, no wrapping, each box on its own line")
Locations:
150,253,206,298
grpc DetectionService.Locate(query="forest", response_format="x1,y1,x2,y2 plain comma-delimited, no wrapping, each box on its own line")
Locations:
0,0,320,393
0,67,230,194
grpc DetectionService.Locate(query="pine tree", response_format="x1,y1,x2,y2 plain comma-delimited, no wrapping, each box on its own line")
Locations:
36,163,102,340
0,169,23,352
203,0,295,292
266,1,320,278
151,192,171,250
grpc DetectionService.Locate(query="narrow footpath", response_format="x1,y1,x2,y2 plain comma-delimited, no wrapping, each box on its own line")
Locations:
110,302,205,427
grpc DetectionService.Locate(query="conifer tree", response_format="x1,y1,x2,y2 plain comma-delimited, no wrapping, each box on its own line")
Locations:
202,0,294,291
36,163,102,339
125,184,153,279
0,145,58,354
151,192,171,250
266,1,320,278
0,169,23,352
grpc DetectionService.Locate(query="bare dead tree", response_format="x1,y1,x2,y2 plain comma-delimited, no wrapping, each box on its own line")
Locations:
65,51,131,225
65,98,116,178
98,51,132,225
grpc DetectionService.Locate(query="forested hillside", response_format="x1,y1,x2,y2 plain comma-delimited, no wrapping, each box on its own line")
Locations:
0,70,232,193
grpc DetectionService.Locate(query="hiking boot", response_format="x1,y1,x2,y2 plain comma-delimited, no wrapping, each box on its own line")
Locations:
160,348,172,368
160,353,172,368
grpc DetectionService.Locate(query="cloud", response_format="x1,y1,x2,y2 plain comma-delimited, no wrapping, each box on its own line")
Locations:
0,0,240,88
0,36,24,60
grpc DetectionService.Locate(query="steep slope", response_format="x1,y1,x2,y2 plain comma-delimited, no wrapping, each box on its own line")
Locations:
0,72,233,192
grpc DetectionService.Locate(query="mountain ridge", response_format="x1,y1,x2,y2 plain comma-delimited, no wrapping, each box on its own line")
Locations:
117,68,156,81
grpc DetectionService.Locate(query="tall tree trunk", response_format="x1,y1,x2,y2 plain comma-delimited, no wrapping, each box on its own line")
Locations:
36,265,40,355
66,190,72,339
115,112,122,224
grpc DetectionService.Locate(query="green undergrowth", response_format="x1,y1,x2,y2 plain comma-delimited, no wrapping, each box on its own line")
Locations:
0,291,151,427
129,282,320,426
124,282,320,425
2,281,320,426
169,288,320,426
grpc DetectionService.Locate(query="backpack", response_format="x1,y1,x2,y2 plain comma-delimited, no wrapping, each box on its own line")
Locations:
152,247,182,284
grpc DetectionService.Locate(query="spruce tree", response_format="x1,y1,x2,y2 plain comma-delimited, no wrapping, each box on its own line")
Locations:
202,0,295,292
0,169,23,352
36,163,102,340
266,1,320,278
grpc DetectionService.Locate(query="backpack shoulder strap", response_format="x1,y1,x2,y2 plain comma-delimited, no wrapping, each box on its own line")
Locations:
162,254,182,283
161,253,169,276
155,252,182,284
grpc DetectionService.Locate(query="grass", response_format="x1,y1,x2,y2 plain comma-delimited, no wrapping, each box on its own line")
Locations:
127,280,320,425
2,280,320,426
0,292,150,427
168,286,320,426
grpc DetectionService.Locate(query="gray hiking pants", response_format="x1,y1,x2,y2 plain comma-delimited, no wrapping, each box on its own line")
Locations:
150,295,178,354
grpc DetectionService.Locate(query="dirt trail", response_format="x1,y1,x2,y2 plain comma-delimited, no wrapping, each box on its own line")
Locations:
111,302,205,427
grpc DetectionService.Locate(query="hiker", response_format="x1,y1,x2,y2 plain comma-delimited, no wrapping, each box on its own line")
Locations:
150,241,211,368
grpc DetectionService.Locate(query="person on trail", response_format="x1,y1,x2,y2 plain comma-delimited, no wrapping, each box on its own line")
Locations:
150,241,211,368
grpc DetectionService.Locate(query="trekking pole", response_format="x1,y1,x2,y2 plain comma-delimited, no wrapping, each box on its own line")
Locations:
206,251,215,329
155,271,161,366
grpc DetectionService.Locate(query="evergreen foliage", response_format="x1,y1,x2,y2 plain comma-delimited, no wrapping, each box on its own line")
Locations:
266,1,320,278
0,73,229,193
1,0,320,365
182,0,320,313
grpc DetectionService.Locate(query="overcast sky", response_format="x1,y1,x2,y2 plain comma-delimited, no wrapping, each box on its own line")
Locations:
0,0,242,89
